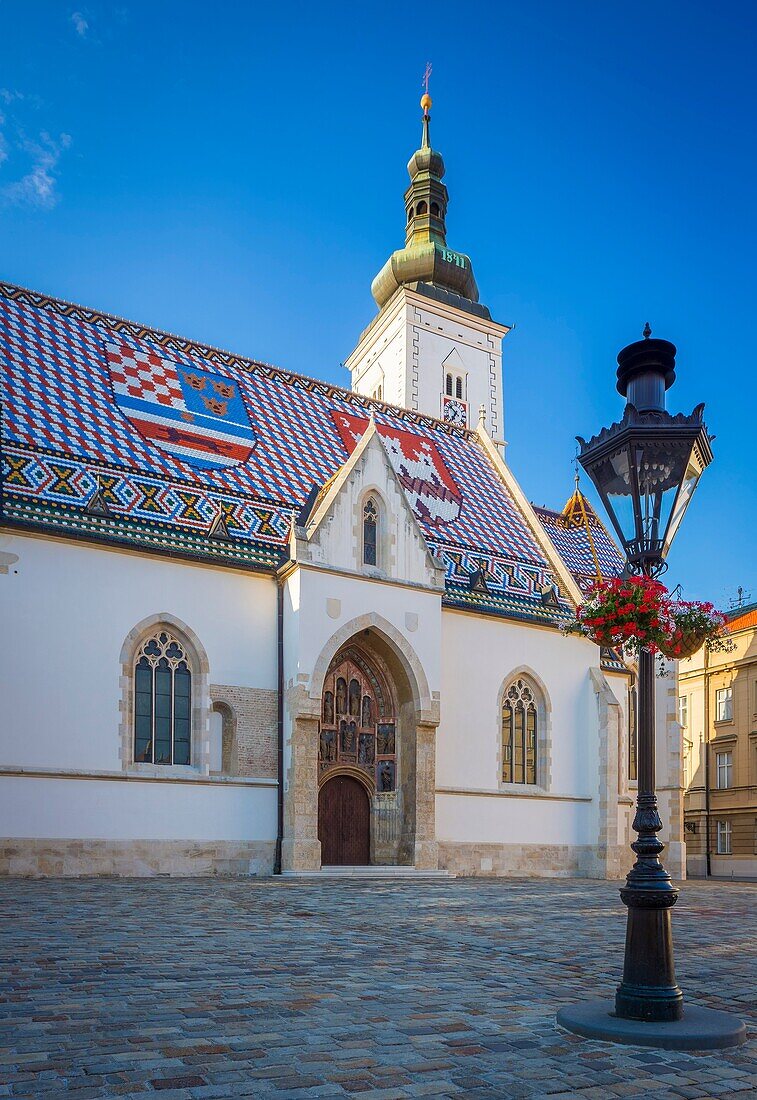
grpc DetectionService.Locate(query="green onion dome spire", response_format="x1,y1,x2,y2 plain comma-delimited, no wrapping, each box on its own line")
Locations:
371,93,479,309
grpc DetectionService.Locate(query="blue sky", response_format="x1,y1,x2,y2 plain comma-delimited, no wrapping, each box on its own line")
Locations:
1,1,754,606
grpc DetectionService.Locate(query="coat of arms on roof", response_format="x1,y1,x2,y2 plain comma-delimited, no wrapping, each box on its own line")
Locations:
330,410,462,527
105,340,257,471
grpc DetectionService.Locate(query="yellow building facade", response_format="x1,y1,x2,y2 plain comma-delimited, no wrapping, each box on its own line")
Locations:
680,602,757,877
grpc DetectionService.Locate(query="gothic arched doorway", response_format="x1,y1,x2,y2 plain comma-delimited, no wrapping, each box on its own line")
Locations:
318,775,370,865
317,646,398,864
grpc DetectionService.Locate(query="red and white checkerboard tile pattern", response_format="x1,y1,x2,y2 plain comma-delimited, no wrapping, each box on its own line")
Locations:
106,344,185,409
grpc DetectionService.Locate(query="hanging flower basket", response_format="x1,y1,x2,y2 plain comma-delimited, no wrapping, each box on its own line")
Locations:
658,630,708,660
562,576,670,658
563,581,734,662
659,600,734,660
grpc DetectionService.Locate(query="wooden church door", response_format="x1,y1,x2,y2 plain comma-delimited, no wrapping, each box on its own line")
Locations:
318,775,370,865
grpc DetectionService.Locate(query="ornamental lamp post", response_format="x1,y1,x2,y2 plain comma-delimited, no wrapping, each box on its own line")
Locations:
557,326,746,1049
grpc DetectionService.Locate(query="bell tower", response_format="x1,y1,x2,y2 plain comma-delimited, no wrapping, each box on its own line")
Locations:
346,90,509,440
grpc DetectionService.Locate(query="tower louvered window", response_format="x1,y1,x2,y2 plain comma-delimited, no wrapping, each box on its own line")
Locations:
134,631,192,765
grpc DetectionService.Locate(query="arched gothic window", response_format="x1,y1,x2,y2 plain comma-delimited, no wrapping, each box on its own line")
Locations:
363,497,378,566
445,373,453,396
134,630,192,765
430,201,440,217
416,199,428,215
455,376,463,399
502,678,538,785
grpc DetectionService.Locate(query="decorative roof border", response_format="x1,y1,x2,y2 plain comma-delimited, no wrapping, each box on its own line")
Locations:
1,499,283,570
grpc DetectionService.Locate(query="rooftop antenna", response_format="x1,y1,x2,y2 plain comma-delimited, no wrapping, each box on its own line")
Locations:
729,585,751,609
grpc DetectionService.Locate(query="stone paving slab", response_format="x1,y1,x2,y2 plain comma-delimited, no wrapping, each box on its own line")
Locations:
0,878,754,1098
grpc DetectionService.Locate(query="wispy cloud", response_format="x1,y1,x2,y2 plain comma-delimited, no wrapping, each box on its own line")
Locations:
0,91,72,209
70,11,89,37
1,132,72,208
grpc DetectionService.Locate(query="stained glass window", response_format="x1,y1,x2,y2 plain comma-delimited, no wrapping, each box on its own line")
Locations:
363,498,378,566
502,678,538,786
133,631,192,765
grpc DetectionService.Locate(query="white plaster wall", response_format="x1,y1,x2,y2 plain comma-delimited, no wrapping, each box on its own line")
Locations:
350,309,407,407
439,609,597,794
435,793,592,845
0,532,277,773
0,776,276,841
285,567,442,703
437,609,600,846
414,323,502,436
348,291,506,437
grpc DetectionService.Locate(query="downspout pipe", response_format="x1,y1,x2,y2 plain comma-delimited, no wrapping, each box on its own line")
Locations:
274,578,284,875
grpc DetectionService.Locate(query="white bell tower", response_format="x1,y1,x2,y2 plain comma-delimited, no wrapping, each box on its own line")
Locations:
346,92,509,441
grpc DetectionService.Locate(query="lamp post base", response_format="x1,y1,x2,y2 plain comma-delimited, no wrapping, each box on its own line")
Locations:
557,999,746,1050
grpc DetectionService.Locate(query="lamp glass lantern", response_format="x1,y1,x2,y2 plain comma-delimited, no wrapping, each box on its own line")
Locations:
577,333,713,576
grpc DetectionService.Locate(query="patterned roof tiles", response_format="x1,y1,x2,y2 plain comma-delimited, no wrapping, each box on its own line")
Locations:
0,282,570,623
534,497,624,592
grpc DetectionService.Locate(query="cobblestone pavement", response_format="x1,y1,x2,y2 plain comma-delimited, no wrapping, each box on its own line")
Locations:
0,877,755,1099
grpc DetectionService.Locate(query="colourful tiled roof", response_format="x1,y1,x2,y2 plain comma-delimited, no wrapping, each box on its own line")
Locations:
534,496,624,593
0,282,570,624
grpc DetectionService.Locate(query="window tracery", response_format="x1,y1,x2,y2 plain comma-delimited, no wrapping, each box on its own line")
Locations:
134,630,192,765
502,677,538,785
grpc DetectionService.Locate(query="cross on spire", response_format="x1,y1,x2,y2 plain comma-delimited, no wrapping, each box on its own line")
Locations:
422,61,432,97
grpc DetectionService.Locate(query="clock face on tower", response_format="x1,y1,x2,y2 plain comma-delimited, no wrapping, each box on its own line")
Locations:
442,396,468,427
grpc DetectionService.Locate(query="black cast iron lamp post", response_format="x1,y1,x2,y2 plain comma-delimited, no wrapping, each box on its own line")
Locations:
557,327,745,1049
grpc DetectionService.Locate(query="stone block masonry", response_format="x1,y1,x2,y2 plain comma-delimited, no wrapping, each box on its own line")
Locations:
0,839,276,877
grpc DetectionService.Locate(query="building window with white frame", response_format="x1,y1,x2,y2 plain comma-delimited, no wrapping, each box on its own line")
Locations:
677,694,688,728
363,497,378,566
134,630,192,765
716,686,733,722
716,750,733,789
716,819,732,855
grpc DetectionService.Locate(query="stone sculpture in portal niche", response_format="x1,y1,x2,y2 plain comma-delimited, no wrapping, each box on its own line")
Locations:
379,760,395,791
340,719,357,754
336,677,347,715
323,691,334,725
377,723,395,756
358,733,375,766
319,728,335,762
349,678,361,717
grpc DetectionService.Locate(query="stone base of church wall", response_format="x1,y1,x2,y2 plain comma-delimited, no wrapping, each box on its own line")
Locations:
438,841,629,879
0,839,276,878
